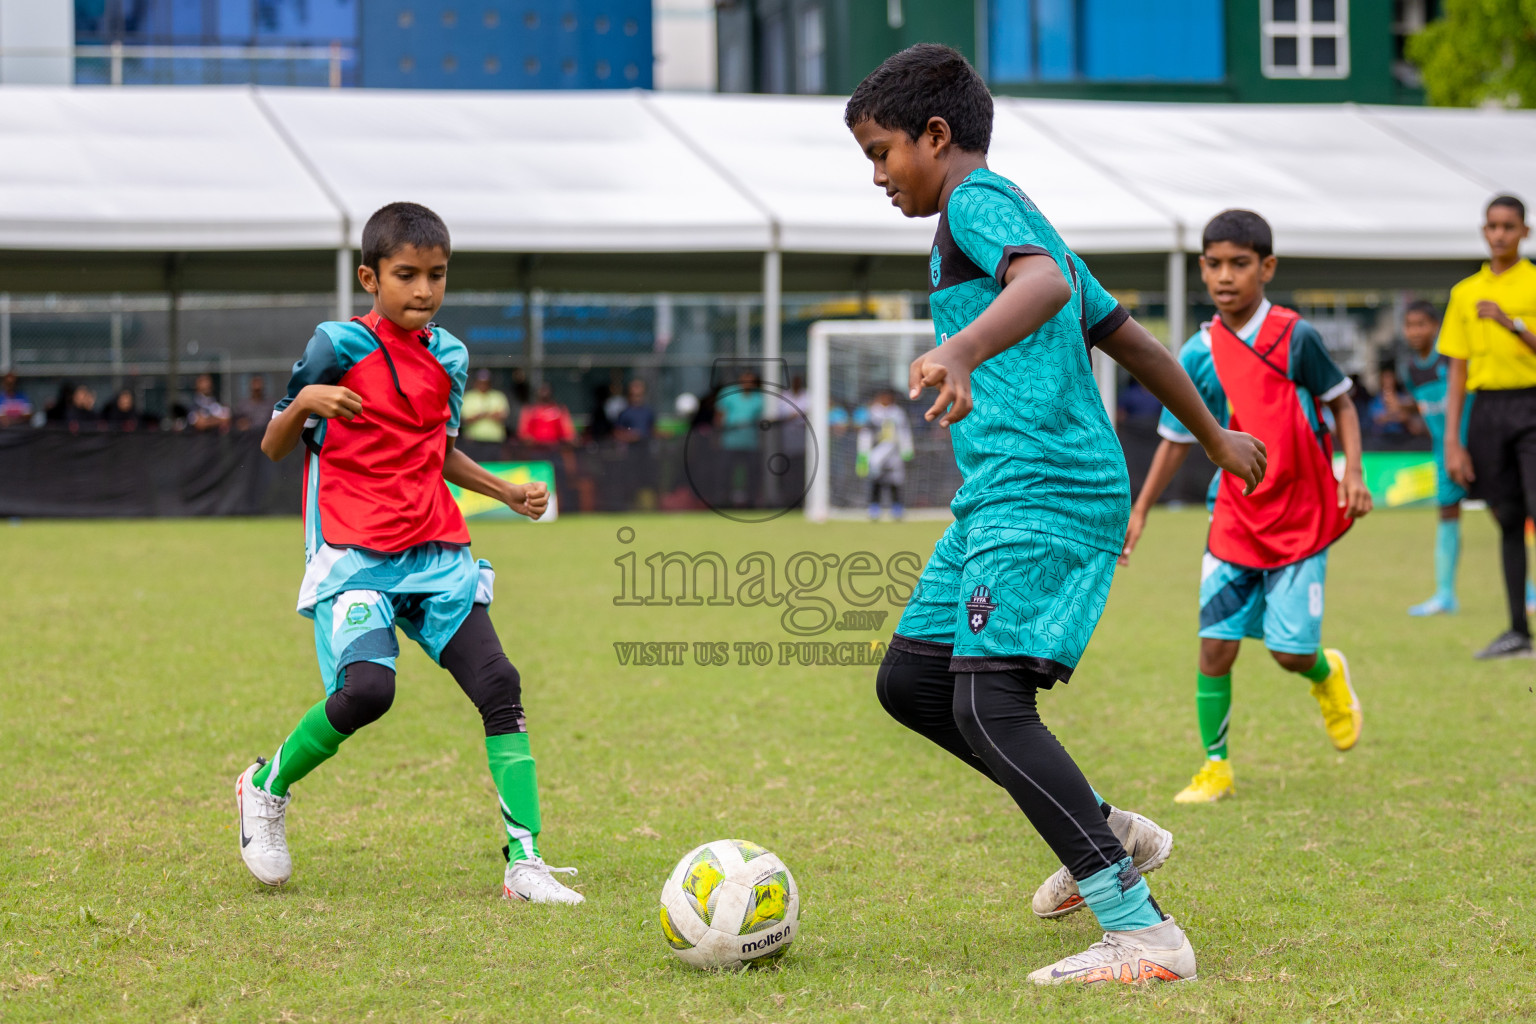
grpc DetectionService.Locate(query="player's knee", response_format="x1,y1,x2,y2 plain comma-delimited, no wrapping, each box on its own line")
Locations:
475,656,526,736
327,661,396,734
1269,649,1316,673
874,648,948,732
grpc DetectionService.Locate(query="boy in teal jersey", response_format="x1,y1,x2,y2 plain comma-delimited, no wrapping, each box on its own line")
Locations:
846,45,1266,986
1386,301,1470,615
1123,210,1370,805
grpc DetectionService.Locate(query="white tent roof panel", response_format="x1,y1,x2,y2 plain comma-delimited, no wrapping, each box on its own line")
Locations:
0,86,1528,262
0,86,342,250
1360,105,1536,212
646,92,1175,255
1018,100,1498,258
256,89,772,253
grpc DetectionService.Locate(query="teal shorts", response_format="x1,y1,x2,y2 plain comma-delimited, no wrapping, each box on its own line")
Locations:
313,562,495,695
1197,549,1326,655
894,519,1118,683
1434,450,1467,507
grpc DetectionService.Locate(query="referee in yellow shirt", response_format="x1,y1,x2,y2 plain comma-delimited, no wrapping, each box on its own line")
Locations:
1443,195,1536,659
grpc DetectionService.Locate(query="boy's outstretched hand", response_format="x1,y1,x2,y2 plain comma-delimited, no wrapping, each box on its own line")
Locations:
1207,428,1267,496
909,345,975,426
505,480,549,521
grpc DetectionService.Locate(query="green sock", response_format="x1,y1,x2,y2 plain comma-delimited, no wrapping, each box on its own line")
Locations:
251,700,349,797
1300,648,1332,683
486,732,542,862
1196,672,1232,760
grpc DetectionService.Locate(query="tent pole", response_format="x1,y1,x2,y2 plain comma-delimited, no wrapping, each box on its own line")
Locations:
762,246,781,386
1167,248,1187,356
165,256,182,426
335,226,352,322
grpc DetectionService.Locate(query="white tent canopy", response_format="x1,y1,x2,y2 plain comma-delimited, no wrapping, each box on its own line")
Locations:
1,86,1531,260
0,86,339,250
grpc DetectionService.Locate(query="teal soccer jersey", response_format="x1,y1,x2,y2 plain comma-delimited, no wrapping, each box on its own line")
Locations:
926,168,1130,552
1399,349,1470,505
894,168,1132,681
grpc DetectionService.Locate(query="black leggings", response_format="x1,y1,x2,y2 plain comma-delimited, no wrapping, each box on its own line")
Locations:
324,605,526,737
876,645,1126,882
1468,388,1536,635
869,481,902,506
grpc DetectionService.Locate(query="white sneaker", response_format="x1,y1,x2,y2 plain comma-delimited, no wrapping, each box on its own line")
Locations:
1028,915,1197,985
236,760,292,886
1031,807,1174,919
503,858,584,904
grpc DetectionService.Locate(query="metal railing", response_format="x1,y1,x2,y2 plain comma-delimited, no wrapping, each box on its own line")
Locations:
0,43,354,87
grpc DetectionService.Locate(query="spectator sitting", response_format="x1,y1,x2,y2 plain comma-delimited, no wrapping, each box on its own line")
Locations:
101,388,148,431
602,379,628,425
461,368,511,444
233,376,270,431
0,372,32,427
613,379,656,442
587,385,616,443
187,373,230,432
65,385,100,432
45,381,75,426
517,382,576,445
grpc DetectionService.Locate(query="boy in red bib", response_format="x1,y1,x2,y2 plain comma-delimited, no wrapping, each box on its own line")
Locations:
234,203,583,903
1122,210,1372,802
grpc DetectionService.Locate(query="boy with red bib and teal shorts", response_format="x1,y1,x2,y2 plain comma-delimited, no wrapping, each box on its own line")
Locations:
235,202,583,904
1124,210,1372,803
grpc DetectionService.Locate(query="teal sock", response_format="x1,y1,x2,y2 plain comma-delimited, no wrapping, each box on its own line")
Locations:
1300,648,1332,684
1089,787,1111,815
1435,518,1461,604
486,732,542,862
251,700,349,797
1078,856,1163,932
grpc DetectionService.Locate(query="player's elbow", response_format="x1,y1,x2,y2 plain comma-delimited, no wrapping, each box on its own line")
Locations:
1036,266,1072,317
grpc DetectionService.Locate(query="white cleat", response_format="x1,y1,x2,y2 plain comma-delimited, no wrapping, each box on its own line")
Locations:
1031,807,1174,919
503,858,585,904
1028,915,1197,985
236,760,292,886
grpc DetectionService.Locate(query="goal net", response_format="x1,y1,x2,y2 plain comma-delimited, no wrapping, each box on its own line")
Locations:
804,318,1118,522
805,320,952,522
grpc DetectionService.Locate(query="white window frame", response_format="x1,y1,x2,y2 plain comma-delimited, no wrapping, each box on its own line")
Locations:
1261,0,1349,79
796,4,825,94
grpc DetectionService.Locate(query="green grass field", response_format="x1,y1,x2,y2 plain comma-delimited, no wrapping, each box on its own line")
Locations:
3,508,1534,1023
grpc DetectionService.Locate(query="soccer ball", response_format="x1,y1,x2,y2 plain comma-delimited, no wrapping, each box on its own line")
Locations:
658,839,799,970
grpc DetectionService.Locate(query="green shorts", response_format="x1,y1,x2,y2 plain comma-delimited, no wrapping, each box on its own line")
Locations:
893,519,1118,683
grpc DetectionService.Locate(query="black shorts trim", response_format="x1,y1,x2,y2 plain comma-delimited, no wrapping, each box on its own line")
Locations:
889,633,953,659
949,655,1072,686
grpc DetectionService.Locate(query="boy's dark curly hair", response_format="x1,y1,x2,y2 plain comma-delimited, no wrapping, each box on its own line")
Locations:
1202,209,1274,260
362,202,452,271
844,44,992,154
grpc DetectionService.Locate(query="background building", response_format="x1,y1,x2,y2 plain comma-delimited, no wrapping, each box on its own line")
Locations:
60,0,654,89
717,0,1440,103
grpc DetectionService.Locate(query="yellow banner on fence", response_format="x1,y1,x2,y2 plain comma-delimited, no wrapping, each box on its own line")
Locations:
447,461,559,521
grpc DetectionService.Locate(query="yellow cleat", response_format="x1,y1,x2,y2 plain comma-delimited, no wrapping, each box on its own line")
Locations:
1173,758,1234,804
1310,648,1362,751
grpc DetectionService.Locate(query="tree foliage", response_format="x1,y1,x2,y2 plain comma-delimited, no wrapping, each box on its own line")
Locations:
1407,0,1536,107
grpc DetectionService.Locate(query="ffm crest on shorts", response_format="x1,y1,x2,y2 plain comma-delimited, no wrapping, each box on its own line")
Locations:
966,585,996,634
